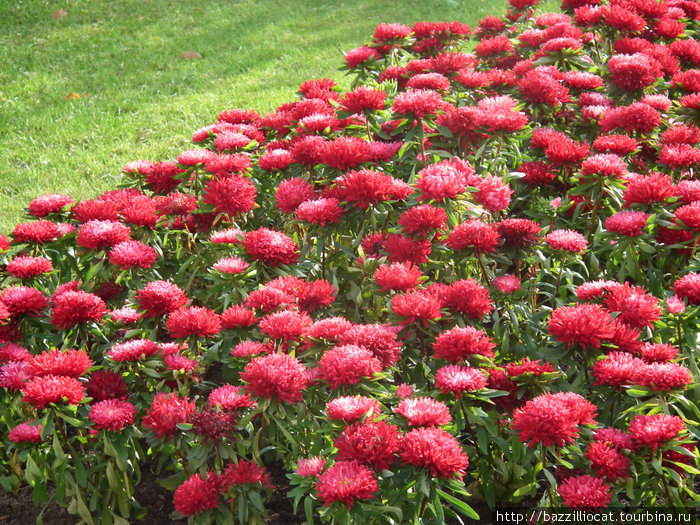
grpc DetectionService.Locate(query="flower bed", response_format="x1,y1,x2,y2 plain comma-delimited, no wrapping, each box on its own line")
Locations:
1,0,699,523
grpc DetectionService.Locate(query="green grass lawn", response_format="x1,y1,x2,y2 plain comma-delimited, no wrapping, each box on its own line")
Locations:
0,0,552,232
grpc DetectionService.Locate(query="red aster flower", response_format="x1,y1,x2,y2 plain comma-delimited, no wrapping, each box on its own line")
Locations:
581,153,627,179
212,256,249,275
592,351,647,388
672,69,700,93
398,205,447,237
295,198,344,226
676,202,700,230
28,194,73,218
575,280,617,301
0,361,31,391
245,287,293,312
333,169,410,210
672,273,700,304
415,161,470,203
374,262,423,293
603,284,660,329
658,144,700,169
220,460,272,489
296,113,341,135
544,135,589,167
640,343,678,363
444,279,494,320
0,343,31,362
562,70,603,90
335,420,400,471
165,355,198,370
290,135,327,167
71,199,119,223
21,375,85,409
675,181,700,205
391,89,449,120
666,295,687,315
433,325,495,362
0,301,9,325
51,290,106,329
512,392,598,448
475,34,513,57
0,235,8,252
496,219,541,248
86,370,128,402
319,344,382,389
518,70,572,106
549,304,615,349
383,234,432,265
240,353,307,403
476,95,529,133
594,427,634,450
640,93,673,112
308,317,353,342
208,384,255,411
599,103,662,135
142,392,194,440
506,357,556,377
392,291,442,325
259,310,311,343
275,178,316,214
6,256,52,279
213,131,252,152
107,339,159,362
344,46,382,68
0,286,47,317
8,421,42,444
230,340,268,358
475,173,515,212
108,240,157,270
166,306,221,339
173,472,220,517
493,275,521,294
545,229,588,253
326,395,382,423
592,134,639,156
407,73,451,92
76,220,131,251
395,396,451,427
89,399,136,431
604,211,649,237
660,123,700,146
435,365,488,397
29,348,91,378
446,220,500,255
296,457,326,478
204,153,251,177
518,161,556,186
319,137,371,170
218,108,261,125
189,407,235,443
638,362,693,391
399,427,469,479
258,148,295,171
203,174,257,218
177,148,217,166
337,324,401,369
623,172,674,205
338,87,387,114
628,414,685,450
243,228,299,267
134,161,185,194
316,460,378,508
220,306,257,330
119,196,158,228
558,475,611,508
295,279,337,313
12,220,60,244
135,280,188,318
608,53,662,92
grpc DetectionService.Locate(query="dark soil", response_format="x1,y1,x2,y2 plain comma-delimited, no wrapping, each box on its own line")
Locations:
0,459,301,525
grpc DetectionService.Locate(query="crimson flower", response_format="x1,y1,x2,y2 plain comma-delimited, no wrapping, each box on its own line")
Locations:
315,460,378,508
399,427,469,479
240,353,307,403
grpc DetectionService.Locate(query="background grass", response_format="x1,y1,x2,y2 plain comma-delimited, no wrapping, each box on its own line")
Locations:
0,0,554,232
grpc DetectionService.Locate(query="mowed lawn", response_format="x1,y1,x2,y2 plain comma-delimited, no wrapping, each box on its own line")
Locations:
0,0,525,232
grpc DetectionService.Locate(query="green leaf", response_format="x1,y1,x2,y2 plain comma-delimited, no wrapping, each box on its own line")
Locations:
436,488,479,519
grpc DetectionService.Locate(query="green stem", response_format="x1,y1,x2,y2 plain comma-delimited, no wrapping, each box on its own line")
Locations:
541,447,555,506
587,178,606,241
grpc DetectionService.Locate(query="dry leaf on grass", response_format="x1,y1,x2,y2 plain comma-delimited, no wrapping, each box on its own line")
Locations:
51,9,68,19
179,50,202,60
